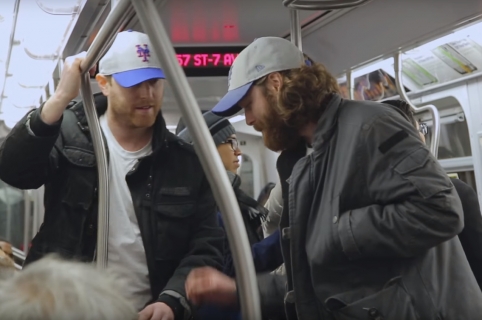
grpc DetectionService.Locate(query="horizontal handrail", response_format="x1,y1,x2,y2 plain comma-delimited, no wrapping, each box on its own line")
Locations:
11,247,23,270
12,247,25,261
283,0,373,10
35,0,80,15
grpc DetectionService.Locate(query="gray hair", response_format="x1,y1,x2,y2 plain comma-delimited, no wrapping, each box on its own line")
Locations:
0,255,138,320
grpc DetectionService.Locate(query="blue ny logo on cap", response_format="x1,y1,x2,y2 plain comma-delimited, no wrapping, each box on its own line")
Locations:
255,65,265,72
136,44,150,62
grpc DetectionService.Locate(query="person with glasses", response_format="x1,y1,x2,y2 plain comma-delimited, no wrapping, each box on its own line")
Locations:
419,121,428,136
176,112,283,320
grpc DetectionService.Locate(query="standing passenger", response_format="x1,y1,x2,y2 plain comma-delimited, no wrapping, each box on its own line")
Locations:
185,37,482,320
0,30,224,320
177,111,283,320
177,111,283,278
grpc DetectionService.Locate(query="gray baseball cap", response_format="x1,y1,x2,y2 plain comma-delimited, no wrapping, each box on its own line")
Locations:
211,37,305,117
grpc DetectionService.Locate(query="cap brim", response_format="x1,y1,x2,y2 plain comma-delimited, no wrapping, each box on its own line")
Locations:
211,82,253,117
112,68,165,88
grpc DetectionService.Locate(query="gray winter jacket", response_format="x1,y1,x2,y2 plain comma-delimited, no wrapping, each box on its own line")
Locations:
258,94,482,320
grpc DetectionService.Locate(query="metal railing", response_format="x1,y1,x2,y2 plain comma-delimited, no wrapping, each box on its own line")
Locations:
283,0,373,10
286,0,372,50
346,70,355,100
22,190,31,256
78,0,134,270
78,0,261,319
289,9,302,50
285,0,440,156
12,247,25,271
394,52,441,158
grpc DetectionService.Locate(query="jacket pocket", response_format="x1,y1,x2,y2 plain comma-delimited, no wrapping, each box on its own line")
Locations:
154,201,196,260
61,170,95,211
325,278,420,320
394,147,452,199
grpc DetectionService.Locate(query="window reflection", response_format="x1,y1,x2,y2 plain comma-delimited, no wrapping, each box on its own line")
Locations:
0,181,25,250
425,120,471,160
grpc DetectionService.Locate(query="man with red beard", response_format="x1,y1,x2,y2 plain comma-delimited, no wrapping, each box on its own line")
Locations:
185,37,482,319
0,31,224,320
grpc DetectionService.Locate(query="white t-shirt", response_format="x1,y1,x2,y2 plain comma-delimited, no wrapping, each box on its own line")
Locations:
100,114,152,310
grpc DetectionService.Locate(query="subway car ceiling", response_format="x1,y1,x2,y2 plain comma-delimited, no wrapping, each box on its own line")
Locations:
1,0,482,135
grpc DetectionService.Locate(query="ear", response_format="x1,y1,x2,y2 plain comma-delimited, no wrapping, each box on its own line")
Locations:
95,74,110,96
266,72,283,92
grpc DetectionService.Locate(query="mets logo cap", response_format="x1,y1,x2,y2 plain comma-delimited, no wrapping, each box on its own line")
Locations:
99,30,165,87
211,37,305,117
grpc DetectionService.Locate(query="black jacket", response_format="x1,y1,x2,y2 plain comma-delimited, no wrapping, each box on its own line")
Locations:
218,172,282,278
451,177,482,289
257,95,482,320
0,94,224,319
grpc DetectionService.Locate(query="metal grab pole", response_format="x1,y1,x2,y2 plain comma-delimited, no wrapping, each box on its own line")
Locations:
23,190,31,255
80,0,133,73
78,0,134,269
394,53,441,158
80,73,110,269
131,1,261,319
283,0,373,10
346,70,354,100
290,9,302,50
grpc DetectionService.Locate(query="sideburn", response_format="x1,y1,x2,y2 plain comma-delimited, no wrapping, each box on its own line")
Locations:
262,89,302,152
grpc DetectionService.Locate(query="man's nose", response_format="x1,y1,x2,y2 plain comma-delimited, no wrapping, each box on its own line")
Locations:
245,110,255,126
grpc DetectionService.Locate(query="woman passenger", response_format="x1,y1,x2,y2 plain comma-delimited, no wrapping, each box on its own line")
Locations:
176,112,283,278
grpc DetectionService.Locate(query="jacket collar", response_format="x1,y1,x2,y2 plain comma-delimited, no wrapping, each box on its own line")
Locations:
69,92,171,152
312,93,342,151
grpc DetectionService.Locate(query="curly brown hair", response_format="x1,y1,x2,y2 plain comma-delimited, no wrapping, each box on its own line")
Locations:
255,62,340,131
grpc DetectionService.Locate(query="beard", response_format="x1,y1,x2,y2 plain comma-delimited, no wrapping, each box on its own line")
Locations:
257,90,301,152
109,94,161,129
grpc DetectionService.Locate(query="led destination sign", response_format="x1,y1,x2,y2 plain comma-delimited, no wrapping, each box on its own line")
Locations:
176,53,239,68
174,46,245,77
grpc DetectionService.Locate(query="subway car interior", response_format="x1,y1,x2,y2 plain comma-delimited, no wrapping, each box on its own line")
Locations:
1,0,482,318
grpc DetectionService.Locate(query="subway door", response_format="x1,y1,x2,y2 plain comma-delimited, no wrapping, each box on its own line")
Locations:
236,133,278,201
418,97,475,188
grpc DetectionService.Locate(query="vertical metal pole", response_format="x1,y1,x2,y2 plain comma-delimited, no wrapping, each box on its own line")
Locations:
289,9,302,50
111,0,119,10
4,187,11,241
23,190,31,254
346,70,355,100
394,53,440,158
80,0,133,73
131,1,261,319
80,72,110,269
31,190,39,236
78,0,133,269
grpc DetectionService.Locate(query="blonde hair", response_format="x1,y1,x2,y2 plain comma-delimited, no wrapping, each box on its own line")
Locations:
0,255,138,320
